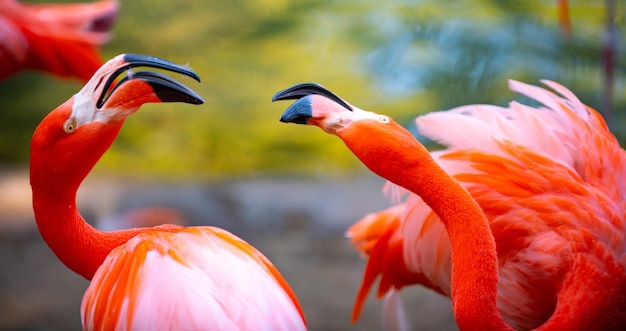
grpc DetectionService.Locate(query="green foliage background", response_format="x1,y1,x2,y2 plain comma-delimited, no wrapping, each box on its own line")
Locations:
0,0,623,180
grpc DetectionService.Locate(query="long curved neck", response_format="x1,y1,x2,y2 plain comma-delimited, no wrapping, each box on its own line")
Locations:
30,155,182,281
29,112,179,280
399,152,511,331
340,125,513,331
32,189,149,280
29,114,129,280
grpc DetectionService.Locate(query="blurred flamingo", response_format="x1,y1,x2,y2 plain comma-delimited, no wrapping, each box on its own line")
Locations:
554,0,618,123
0,0,117,82
30,53,306,330
556,0,571,39
274,80,626,330
97,206,188,232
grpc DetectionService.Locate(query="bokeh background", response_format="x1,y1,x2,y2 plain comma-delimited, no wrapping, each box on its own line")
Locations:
0,0,623,330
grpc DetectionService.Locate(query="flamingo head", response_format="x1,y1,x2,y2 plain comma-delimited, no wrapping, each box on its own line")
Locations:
273,83,422,180
30,53,204,194
273,83,398,134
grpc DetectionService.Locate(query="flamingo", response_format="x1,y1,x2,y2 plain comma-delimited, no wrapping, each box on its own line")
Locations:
30,53,307,330
273,80,626,330
97,206,188,231
556,0,571,39
0,0,117,82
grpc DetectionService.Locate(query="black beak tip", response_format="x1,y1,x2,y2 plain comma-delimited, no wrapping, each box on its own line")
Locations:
189,95,205,105
279,114,311,124
155,88,204,105
272,82,352,111
122,53,201,83
137,71,204,105
272,82,325,102
279,97,313,125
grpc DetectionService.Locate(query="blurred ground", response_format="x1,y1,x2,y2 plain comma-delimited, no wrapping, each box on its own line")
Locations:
0,170,456,331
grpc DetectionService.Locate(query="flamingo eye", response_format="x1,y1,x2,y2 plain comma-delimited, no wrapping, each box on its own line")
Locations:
63,118,77,133
378,115,390,123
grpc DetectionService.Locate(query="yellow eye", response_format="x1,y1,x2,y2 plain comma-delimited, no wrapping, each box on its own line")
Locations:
379,115,390,123
63,118,77,133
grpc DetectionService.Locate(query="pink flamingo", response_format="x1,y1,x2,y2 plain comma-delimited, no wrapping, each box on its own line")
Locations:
30,53,306,330
0,0,117,82
274,80,626,330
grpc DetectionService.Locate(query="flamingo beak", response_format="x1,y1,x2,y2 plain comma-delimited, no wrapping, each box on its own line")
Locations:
272,83,352,124
97,53,204,107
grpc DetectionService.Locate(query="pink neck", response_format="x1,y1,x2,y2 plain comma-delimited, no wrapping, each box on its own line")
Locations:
342,126,513,331
32,187,149,280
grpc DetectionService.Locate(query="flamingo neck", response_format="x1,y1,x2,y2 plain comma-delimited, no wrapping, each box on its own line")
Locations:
31,160,182,281
29,113,180,280
339,124,513,331
32,192,149,280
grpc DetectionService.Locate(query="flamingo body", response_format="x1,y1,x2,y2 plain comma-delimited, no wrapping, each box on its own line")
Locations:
0,0,117,82
349,80,626,330
31,54,306,330
274,80,626,330
83,226,305,331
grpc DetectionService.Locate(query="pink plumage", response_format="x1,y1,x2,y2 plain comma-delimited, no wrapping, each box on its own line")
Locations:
347,80,626,330
82,227,306,331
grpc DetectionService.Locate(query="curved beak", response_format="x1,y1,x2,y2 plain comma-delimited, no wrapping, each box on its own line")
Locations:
272,83,352,124
97,53,204,108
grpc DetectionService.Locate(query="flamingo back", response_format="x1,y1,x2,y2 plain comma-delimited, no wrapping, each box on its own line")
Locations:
81,226,306,331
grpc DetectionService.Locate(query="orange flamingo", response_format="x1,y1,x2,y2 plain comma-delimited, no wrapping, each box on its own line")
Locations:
274,81,626,330
0,0,117,82
30,53,306,330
